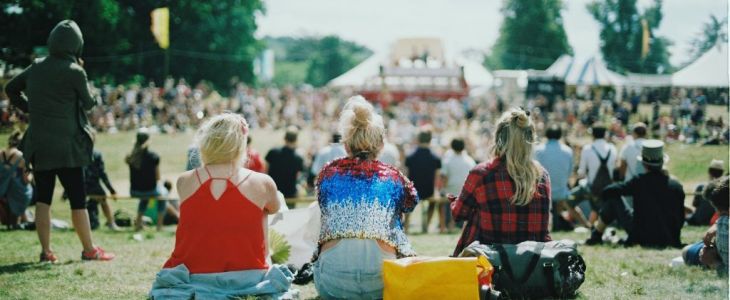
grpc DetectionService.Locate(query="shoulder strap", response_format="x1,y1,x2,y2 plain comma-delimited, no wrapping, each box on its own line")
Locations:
591,146,610,163
194,168,203,184
495,243,544,285
235,170,254,187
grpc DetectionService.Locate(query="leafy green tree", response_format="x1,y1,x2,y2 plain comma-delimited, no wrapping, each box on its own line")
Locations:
2,0,264,89
486,0,573,70
588,0,672,73
305,36,350,87
686,15,727,66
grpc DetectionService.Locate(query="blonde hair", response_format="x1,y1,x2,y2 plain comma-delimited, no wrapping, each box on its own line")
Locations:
493,107,543,206
338,96,385,159
195,113,249,165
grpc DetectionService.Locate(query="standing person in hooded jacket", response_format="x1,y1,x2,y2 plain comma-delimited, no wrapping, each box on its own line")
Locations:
4,20,115,262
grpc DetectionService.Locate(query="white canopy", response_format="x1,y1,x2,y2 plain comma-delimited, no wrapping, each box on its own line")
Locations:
672,43,729,87
546,54,625,86
328,54,493,90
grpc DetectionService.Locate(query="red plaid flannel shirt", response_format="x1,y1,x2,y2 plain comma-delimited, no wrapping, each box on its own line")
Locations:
451,157,552,256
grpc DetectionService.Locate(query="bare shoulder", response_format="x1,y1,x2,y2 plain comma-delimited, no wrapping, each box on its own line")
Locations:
244,171,276,190
177,170,198,202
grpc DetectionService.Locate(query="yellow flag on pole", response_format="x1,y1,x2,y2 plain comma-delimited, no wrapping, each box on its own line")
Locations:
641,19,650,58
151,7,169,49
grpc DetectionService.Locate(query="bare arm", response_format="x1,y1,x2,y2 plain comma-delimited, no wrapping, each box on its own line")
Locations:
263,177,280,214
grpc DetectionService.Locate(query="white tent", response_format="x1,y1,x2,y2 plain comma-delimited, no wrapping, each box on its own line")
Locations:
328,54,493,91
546,54,625,86
672,43,729,87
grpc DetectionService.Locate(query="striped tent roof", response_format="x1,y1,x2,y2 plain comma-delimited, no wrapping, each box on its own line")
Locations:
546,54,625,86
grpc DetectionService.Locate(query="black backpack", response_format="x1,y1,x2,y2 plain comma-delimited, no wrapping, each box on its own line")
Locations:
589,146,613,199
459,240,586,299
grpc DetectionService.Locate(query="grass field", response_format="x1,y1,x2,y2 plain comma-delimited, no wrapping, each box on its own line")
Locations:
0,123,728,299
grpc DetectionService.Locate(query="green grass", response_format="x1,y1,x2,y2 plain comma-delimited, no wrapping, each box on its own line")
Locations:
0,122,728,299
0,227,726,299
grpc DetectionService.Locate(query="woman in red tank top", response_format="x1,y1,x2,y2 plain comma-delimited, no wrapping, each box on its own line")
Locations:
161,113,281,274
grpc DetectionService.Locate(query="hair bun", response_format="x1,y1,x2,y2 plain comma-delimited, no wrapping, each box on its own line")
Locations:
352,102,372,128
512,110,530,128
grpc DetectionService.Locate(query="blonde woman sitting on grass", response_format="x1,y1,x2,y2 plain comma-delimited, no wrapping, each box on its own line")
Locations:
150,113,294,300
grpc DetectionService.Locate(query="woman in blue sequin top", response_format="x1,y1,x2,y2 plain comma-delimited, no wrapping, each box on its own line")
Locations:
313,96,419,299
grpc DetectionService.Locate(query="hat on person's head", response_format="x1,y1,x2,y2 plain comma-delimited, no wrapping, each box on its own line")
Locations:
709,159,725,171
636,139,669,167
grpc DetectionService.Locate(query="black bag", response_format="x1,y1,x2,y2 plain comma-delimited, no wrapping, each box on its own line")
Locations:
459,240,586,299
589,146,613,199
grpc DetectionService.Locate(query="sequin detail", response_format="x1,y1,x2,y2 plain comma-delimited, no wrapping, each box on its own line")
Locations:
317,158,419,257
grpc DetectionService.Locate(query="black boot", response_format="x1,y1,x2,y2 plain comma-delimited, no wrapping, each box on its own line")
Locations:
584,229,603,245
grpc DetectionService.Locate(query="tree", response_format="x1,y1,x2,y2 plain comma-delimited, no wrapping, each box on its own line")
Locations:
1,0,265,89
588,0,672,74
686,15,728,66
485,0,573,70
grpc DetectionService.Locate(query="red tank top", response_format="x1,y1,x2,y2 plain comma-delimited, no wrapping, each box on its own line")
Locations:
163,168,268,273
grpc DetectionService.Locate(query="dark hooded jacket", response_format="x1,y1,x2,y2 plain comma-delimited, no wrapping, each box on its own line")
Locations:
4,20,98,171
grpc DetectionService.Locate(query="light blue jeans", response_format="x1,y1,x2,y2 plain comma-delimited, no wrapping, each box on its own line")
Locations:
314,239,396,300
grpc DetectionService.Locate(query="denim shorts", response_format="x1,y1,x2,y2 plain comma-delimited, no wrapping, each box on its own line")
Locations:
133,184,168,214
314,239,397,300
684,241,705,266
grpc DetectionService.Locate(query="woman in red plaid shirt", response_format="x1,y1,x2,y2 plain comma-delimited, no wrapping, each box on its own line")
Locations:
450,108,552,256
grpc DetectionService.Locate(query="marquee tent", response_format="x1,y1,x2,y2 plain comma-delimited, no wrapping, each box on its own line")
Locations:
672,43,729,87
546,54,625,86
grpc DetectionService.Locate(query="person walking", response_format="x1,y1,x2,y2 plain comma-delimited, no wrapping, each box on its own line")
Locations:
577,124,618,224
4,20,114,262
405,127,441,233
451,108,551,256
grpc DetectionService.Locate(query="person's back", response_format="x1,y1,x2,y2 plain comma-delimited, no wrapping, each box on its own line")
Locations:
451,108,551,255
405,146,441,199
627,172,684,247
534,138,572,201
165,166,269,273
266,146,303,197
266,128,304,198
129,147,159,192
152,113,289,299
6,20,97,171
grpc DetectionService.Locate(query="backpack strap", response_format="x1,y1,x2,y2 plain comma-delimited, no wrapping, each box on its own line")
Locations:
591,146,611,164
543,262,558,297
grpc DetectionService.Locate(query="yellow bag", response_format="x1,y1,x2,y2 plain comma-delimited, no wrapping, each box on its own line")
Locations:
383,256,492,300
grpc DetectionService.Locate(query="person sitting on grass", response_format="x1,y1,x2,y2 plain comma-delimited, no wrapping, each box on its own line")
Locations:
150,113,293,299
126,128,167,232
687,160,725,226
0,130,33,229
451,107,551,256
314,96,419,299
585,140,685,248
682,176,728,276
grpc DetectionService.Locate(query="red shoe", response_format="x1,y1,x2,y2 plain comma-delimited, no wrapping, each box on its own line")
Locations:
39,251,58,263
81,246,115,261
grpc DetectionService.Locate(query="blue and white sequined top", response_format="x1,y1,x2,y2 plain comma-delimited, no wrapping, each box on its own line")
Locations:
317,157,419,257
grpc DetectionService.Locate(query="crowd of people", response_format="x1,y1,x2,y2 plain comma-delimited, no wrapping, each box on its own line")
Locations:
1,20,728,299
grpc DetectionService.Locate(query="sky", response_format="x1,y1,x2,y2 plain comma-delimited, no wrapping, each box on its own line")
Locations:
256,0,728,67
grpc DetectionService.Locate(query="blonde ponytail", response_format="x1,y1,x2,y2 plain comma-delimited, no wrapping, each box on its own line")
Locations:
338,96,385,159
493,107,542,206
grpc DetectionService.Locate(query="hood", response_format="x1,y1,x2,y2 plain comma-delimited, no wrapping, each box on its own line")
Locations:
47,20,84,61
